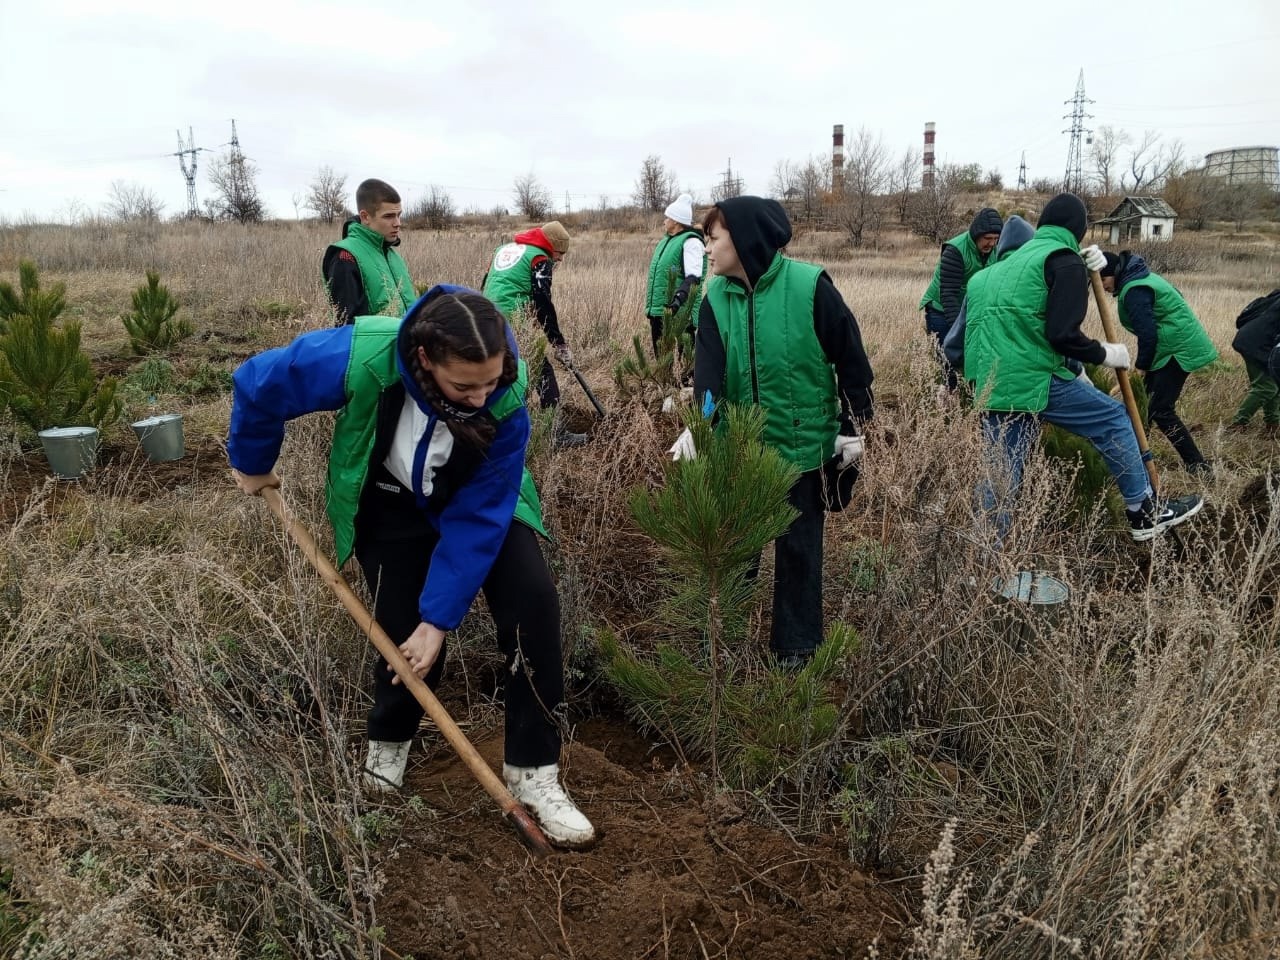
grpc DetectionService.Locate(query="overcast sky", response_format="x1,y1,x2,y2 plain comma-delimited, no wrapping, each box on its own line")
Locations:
1,0,1276,223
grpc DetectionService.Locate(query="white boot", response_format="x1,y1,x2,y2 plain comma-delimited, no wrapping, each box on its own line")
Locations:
363,740,410,793
503,763,596,849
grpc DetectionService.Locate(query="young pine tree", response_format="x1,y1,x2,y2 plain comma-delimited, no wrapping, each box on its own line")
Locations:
0,259,66,336
0,261,120,431
122,270,194,355
601,402,858,789
613,274,698,401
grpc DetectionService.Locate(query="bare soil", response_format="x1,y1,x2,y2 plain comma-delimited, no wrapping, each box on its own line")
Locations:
376,716,905,960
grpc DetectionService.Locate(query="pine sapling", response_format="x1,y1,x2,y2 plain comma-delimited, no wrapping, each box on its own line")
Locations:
122,270,194,355
0,259,66,336
0,272,121,432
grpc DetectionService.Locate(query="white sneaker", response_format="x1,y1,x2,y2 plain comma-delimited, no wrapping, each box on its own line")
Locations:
503,763,596,849
363,740,410,792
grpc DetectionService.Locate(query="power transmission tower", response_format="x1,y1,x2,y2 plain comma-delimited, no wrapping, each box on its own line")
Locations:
227,119,246,178
173,127,208,219
1017,151,1028,191
714,158,743,202
1062,69,1094,194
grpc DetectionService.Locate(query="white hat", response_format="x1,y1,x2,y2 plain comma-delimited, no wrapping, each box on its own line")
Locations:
663,193,694,226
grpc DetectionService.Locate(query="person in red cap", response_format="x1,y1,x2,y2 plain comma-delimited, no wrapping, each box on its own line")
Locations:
482,221,585,446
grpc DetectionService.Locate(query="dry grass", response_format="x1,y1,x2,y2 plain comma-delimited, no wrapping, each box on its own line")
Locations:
3,221,1280,957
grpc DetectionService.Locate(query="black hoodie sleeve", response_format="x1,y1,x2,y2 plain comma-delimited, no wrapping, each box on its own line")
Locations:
1043,250,1105,365
323,248,369,326
529,256,566,346
693,299,725,403
1120,286,1158,370
937,244,968,325
813,274,874,429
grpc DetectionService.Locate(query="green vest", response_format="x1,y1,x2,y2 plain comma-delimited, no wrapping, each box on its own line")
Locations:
919,230,989,312
965,225,1079,414
1117,273,1218,373
705,254,838,471
646,229,706,322
483,242,545,321
326,316,545,565
331,223,416,317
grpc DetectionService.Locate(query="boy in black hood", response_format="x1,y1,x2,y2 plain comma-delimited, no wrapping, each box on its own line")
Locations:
1098,250,1217,472
671,196,875,668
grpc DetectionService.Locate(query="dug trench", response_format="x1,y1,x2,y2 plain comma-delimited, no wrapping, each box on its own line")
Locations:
372,706,906,959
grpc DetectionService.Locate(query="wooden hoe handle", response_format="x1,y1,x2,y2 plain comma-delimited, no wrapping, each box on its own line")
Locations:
1088,270,1161,496
259,486,553,856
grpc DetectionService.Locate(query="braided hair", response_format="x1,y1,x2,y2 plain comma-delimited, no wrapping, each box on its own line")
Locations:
404,291,518,450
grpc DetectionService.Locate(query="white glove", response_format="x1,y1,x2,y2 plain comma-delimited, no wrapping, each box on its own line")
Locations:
668,428,696,461
834,434,864,468
1100,341,1131,370
1081,244,1107,273
553,343,573,364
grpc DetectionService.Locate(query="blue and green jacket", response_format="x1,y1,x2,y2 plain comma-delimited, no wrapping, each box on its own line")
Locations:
228,285,541,632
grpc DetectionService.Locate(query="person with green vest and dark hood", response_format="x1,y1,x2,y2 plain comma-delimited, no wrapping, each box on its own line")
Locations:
920,207,1004,388
1228,289,1280,434
672,196,874,669
322,178,416,325
965,193,1203,545
645,192,706,357
1098,250,1218,474
227,286,595,849
482,221,586,446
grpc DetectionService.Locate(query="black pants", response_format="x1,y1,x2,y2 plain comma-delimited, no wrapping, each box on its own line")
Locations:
1145,359,1205,467
537,357,560,408
354,497,563,767
748,469,825,657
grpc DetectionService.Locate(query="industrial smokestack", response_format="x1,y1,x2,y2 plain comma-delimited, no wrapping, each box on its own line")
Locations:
923,122,936,190
832,123,845,194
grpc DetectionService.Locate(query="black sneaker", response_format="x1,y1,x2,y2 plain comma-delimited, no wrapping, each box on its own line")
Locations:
772,650,814,672
1186,460,1213,478
1126,494,1204,542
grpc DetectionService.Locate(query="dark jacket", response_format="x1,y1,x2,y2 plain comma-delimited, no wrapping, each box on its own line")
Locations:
933,207,1005,324
1109,252,1158,370
943,215,1035,372
694,196,874,431
1232,289,1280,367
1038,193,1105,366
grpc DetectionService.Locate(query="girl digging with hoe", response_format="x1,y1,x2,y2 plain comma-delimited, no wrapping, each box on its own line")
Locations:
227,285,594,849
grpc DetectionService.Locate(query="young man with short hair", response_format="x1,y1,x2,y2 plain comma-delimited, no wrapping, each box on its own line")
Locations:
322,179,416,325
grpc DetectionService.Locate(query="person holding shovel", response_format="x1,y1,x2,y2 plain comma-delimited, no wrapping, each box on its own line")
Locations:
1098,250,1217,474
227,285,595,849
672,196,874,669
964,193,1203,543
322,178,416,325
482,220,587,447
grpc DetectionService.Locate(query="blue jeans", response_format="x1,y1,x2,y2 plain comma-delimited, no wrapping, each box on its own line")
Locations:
979,373,1152,543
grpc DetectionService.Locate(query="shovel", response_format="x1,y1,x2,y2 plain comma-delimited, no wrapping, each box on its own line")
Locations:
259,486,554,857
1088,269,1161,495
557,355,608,419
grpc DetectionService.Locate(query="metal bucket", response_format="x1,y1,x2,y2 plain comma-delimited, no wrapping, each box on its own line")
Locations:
991,570,1071,649
37,426,100,480
132,413,184,462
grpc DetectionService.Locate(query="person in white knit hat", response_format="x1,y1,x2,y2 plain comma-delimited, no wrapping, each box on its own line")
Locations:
644,192,707,357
